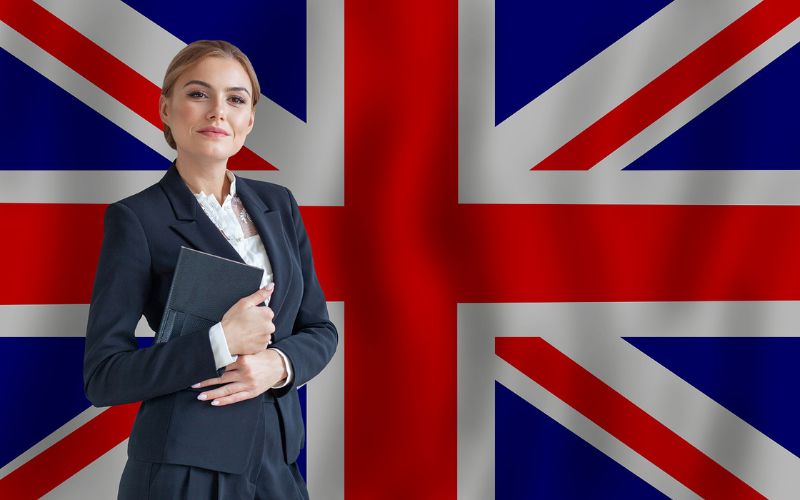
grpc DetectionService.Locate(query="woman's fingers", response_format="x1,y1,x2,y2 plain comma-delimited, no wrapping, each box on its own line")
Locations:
209,389,254,407
239,284,274,308
191,365,239,389
197,381,247,402
197,381,259,406
194,351,277,406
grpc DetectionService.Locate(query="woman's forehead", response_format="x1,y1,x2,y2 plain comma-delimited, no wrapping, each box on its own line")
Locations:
177,57,251,91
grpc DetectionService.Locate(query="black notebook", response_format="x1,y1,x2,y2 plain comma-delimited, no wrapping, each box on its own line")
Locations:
155,246,265,343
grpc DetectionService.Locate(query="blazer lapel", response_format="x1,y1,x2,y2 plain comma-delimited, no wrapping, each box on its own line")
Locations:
158,163,294,318
234,174,294,319
159,163,244,265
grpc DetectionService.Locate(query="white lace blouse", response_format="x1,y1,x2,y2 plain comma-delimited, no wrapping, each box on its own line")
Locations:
191,169,291,387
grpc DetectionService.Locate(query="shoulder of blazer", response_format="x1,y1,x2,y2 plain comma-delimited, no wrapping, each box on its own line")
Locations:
235,175,293,213
115,182,165,211
99,182,167,236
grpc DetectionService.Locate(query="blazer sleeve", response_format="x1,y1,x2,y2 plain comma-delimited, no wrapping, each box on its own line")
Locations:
270,188,338,394
83,202,219,407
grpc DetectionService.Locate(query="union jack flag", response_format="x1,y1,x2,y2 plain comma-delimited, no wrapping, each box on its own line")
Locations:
1,0,799,498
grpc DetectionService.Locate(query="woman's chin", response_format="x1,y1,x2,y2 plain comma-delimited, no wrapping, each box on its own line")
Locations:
183,147,238,163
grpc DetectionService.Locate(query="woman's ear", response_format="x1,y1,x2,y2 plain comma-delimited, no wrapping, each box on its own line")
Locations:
159,94,170,125
246,106,256,134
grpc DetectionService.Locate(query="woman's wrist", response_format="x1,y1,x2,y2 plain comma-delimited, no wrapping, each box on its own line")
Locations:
220,318,238,354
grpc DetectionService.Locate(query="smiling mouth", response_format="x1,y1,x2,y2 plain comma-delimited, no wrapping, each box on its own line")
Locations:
198,130,229,138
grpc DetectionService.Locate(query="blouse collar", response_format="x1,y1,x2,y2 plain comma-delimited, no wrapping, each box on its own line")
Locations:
193,169,237,207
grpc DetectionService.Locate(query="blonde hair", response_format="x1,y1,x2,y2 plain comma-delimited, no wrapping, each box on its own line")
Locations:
160,40,260,149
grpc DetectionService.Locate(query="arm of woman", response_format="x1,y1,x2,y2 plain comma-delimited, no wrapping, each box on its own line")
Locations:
268,188,339,392
83,202,219,407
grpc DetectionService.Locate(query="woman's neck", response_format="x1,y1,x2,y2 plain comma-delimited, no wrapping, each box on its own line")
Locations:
174,155,231,205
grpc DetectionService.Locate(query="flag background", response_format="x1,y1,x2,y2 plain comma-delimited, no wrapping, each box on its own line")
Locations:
1,0,799,498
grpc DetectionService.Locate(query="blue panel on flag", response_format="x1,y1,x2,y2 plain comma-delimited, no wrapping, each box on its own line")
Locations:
626,337,800,458
0,50,169,170
495,0,670,125
122,0,307,121
298,384,307,481
495,382,666,499
0,338,91,469
626,44,800,170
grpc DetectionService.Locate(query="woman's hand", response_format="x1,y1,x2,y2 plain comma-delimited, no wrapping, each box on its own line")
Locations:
221,284,275,355
192,349,288,406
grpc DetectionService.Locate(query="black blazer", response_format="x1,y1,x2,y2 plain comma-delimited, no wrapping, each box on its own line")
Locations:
83,163,338,473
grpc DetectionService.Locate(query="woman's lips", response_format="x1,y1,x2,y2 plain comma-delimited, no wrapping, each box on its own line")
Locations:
197,127,230,138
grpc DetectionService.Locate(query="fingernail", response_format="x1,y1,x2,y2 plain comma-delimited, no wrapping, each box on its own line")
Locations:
197,393,207,401
191,383,201,388
211,400,220,406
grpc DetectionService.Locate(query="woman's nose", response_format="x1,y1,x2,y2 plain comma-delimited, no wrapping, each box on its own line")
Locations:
207,99,225,121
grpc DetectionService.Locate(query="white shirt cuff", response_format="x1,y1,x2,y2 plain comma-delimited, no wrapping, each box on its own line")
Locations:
269,347,293,388
209,322,237,370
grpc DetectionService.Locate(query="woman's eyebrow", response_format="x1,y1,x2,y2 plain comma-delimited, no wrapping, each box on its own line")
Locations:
226,86,251,96
183,80,251,96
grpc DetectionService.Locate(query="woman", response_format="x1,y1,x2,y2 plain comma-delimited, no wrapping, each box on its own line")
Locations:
83,40,337,499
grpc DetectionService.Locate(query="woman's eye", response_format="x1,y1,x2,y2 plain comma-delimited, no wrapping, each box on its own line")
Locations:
188,91,206,98
229,95,247,105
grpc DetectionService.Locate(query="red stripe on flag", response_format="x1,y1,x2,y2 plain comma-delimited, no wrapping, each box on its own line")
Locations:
0,403,139,498
345,0,459,497
495,337,765,499
5,203,800,306
533,0,800,170
0,204,343,305
0,1,275,171
297,206,346,301
0,204,104,305
456,204,800,303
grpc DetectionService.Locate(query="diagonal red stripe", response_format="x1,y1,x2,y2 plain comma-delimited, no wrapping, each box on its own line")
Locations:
496,337,765,498
533,0,800,171
0,0,276,171
0,404,139,498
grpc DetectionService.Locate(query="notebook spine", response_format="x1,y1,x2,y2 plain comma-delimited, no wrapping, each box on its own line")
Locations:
154,246,188,343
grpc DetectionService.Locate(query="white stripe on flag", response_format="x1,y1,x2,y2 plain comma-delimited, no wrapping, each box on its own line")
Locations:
0,304,154,338
0,168,303,205
307,302,345,500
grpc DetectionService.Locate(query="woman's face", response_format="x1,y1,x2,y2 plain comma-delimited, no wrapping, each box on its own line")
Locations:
160,56,255,162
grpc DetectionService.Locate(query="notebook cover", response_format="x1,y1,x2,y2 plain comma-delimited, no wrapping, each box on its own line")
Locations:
155,246,265,343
